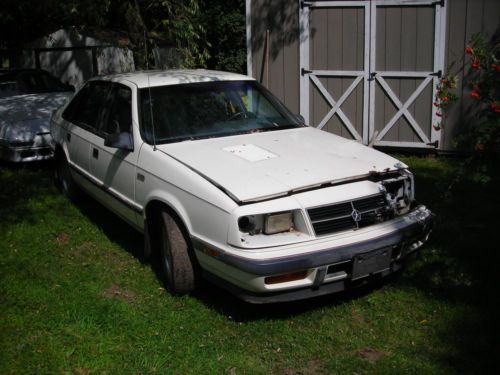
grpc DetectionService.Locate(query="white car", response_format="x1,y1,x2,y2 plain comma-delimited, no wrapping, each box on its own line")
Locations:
50,70,434,303
0,69,74,162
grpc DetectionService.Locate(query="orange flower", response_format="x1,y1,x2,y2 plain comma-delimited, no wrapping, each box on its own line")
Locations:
471,91,481,100
475,143,485,151
465,47,474,55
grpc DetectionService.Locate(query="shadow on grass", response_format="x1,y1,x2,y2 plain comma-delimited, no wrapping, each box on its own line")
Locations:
0,160,60,228
395,155,500,373
193,275,400,322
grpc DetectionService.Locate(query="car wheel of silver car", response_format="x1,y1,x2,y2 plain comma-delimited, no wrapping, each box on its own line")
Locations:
55,152,79,200
159,210,197,294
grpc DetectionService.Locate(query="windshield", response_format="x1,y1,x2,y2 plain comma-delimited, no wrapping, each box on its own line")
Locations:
139,80,303,144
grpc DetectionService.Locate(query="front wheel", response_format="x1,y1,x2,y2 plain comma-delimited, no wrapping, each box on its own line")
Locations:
159,211,197,294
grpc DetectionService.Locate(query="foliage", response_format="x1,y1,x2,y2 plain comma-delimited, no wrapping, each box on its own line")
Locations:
0,0,211,69
198,0,246,73
432,71,458,131
461,33,500,152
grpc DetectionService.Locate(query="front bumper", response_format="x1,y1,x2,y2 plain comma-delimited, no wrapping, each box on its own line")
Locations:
0,142,53,162
193,205,434,303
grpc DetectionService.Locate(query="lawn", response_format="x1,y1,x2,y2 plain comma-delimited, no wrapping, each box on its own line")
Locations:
0,155,498,374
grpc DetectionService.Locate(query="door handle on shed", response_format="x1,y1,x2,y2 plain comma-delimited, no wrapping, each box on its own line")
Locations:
92,148,99,159
66,132,71,142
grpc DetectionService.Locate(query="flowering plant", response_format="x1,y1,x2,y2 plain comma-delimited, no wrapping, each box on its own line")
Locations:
462,33,499,151
433,72,458,131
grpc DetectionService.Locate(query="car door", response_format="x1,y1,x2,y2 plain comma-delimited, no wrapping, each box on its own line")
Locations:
87,82,140,228
61,81,111,184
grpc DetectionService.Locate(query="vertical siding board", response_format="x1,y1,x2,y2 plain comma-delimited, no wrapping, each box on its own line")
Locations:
269,4,285,102
375,7,386,142
327,8,343,136
341,8,358,138
400,7,418,142
443,0,467,150
356,7,364,138
415,6,434,143
311,9,329,130
283,0,299,114
384,7,402,142
251,0,265,82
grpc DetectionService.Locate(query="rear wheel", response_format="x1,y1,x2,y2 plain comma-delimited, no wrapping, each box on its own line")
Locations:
55,151,79,200
159,210,197,294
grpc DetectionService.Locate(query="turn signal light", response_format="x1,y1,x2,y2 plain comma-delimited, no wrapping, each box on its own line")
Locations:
264,270,308,285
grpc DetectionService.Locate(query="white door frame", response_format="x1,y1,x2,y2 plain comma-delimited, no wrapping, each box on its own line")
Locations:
299,0,447,149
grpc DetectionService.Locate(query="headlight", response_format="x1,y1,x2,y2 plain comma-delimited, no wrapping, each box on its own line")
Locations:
264,212,293,234
238,211,295,235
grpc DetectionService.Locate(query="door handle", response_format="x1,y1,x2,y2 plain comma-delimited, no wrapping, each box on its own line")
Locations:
92,148,99,159
66,132,71,142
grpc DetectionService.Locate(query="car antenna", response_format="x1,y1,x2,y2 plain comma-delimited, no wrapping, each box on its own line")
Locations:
144,29,158,151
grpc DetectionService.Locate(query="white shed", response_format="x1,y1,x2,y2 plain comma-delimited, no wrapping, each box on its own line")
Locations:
22,28,135,87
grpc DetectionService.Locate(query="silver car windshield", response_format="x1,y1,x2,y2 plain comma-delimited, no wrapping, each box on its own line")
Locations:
139,80,303,144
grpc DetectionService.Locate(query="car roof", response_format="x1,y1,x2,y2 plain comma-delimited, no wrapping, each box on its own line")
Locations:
90,69,253,88
0,68,51,75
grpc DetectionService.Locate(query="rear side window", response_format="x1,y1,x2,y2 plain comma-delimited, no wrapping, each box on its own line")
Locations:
63,81,111,131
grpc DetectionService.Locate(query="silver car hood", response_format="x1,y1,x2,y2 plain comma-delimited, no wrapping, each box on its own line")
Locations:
0,92,72,141
157,127,406,203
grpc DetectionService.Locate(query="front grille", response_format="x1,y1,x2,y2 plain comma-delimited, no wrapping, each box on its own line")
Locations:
308,193,388,236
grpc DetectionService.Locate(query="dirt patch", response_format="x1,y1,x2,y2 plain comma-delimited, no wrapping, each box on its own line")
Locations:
55,232,70,245
282,359,323,375
102,284,137,304
357,347,383,364
73,242,97,257
73,368,90,375
350,308,365,324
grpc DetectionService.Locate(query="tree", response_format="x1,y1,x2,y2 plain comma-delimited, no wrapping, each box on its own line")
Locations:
198,0,246,73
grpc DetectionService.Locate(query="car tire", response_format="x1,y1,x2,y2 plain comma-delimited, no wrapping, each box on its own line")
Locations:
159,210,197,294
55,151,79,200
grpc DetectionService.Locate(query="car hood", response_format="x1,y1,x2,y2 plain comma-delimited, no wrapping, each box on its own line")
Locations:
0,92,72,141
157,127,406,203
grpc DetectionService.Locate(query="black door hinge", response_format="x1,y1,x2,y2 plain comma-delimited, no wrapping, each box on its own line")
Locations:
301,68,312,76
301,1,313,9
433,0,445,7
427,140,439,148
430,70,442,78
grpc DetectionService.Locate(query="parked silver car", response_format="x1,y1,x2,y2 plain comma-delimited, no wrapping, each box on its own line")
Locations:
0,69,74,162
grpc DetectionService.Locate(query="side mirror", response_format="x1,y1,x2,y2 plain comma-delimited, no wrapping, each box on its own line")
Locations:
104,132,134,151
295,114,306,125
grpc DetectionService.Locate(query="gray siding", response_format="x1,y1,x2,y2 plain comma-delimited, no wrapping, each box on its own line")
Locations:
250,0,500,151
251,0,300,114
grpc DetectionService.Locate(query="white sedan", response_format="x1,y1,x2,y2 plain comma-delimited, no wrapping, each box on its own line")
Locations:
50,70,433,303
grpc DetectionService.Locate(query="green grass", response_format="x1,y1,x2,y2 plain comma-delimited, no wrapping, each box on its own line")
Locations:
1,156,498,374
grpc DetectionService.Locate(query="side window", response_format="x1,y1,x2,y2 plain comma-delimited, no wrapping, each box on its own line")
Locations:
62,81,111,131
101,85,132,135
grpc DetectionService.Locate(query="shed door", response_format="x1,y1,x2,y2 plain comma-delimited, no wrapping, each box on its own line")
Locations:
299,0,446,149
